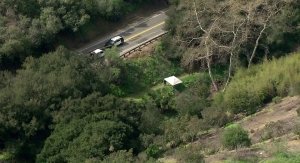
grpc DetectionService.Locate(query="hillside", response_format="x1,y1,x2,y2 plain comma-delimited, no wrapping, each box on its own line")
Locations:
161,96,300,163
0,0,300,162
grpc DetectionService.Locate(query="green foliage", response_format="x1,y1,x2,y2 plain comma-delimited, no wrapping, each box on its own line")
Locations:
0,47,108,160
222,124,251,150
0,0,156,69
220,53,300,115
145,87,175,112
122,55,181,94
260,153,300,163
98,150,134,163
37,119,133,163
163,116,204,145
164,0,300,70
139,102,163,135
37,94,140,163
145,145,163,159
174,73,210,117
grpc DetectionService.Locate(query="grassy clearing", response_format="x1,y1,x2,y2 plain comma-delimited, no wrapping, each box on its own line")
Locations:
125,72,206,101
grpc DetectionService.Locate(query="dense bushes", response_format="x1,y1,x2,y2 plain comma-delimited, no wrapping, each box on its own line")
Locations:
221,124,251,150
219,53,300,115
174,73,210,117
37,94,141,163
0,47,108,160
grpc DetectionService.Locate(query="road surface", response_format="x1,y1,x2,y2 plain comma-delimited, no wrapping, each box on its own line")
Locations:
78,10,167,55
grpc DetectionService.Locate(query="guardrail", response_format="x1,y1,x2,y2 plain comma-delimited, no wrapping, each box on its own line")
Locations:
120,31,168,58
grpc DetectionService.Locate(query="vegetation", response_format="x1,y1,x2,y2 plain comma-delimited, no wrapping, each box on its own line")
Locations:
221,124,251,150
0,0,158,69
0,0,300,162
219,53,300,115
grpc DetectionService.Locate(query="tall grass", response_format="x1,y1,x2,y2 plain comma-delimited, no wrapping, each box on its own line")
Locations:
218,53,300,114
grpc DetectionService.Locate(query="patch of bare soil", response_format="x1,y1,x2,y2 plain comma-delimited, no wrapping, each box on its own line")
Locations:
203,96,300,162
239,96,300,134
161,96,300,163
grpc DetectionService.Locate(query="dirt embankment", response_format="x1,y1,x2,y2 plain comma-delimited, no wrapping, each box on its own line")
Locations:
204,96,300,162
162,96,300,163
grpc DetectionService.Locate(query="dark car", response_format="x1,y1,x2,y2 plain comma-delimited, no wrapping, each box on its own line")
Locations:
104,36,124,48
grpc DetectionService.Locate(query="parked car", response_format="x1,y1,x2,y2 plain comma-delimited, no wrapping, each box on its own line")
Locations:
90,49,104,57
105,36,124,48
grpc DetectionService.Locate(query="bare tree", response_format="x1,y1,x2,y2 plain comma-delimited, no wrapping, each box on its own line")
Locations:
173,0,288,91
247,0,284,68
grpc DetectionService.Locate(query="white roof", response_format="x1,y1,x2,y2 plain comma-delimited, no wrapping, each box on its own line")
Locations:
164,76,182,86
111,36,122,41
93,49,103,54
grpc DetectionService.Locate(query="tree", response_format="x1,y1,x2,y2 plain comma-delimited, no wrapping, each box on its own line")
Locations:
37,94,141,163
165,0,297,90
0,47,107,160
37,119,133,163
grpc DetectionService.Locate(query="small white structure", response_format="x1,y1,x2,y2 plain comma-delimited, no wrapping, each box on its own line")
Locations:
164,76,182,86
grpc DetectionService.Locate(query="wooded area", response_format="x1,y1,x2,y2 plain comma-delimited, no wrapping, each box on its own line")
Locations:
0,0,300,162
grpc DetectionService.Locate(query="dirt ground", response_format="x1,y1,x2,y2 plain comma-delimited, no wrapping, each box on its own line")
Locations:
205,96,300,163
161,96,300,163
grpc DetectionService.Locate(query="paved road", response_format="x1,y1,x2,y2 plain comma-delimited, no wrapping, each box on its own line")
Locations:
78,10,167,55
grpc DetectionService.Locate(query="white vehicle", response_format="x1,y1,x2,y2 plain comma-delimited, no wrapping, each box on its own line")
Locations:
90,49,104,57
105,36,124,48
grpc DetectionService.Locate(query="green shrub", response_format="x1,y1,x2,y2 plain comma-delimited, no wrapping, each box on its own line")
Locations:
145,145,163,159
222,124,251,150
146,87,175,113
163,116,204,146
174,74,210,117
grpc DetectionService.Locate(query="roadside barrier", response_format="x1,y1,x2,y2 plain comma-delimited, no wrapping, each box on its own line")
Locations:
120,31,168,58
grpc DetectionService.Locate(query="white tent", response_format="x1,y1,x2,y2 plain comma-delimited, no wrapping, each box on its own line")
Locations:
164,76,182,86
